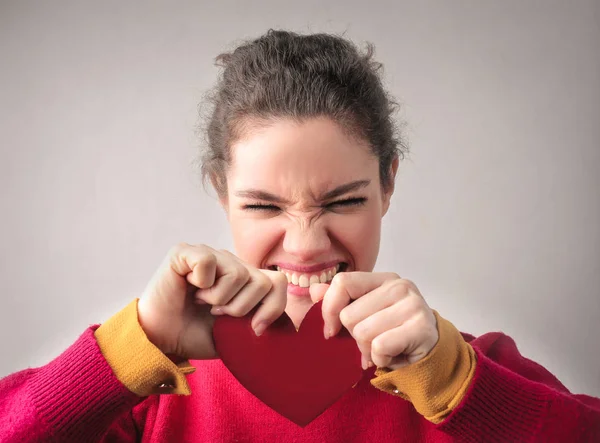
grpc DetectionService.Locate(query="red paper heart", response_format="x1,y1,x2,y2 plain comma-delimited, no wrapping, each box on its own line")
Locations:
213,301,363,427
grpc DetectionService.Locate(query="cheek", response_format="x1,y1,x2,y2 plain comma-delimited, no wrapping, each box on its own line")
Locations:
329,211,382,271
229,217,282,266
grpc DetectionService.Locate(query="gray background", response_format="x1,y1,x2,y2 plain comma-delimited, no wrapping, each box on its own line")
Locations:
1,1,599,397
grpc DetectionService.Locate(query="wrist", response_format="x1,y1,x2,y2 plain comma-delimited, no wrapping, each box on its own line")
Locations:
137,298,174,356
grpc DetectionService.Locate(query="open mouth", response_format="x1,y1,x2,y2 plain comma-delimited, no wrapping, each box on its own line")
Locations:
268,263,348,288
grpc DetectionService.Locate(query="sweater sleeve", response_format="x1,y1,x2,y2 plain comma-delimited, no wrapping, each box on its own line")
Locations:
370,310,600,441
370,310,476,423
93,298,197,397
437,332,600,442
0,326,143,443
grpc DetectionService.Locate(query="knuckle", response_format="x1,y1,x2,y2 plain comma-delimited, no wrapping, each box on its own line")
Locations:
196,250,216,267
371,337,386,356
332,272,350,287
228,303,252,317
371,355,388,369
338,308,353,328
410,294,426,311
200,289,219,305
356,342,372,360
418,309,436,329
214,294,232,306
388,280,409,300
352,324,368,342
271,271,288,287
409,287,429,307
256,274,273,293
218,248,234,258
232,265,250,284
402,278,418,293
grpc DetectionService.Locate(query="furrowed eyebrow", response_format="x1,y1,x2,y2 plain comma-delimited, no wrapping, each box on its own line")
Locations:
319,179,371,201
234,189,290,204
234,179,371,204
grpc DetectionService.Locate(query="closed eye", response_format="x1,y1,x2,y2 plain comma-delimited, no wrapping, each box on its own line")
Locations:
325,197,367,209
242,203,281,212
242,197,367,212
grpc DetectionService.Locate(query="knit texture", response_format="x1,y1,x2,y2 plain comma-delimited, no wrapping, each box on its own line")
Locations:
94,298,196,396
438,333,600,442
0,326,142,442
1,313,600,441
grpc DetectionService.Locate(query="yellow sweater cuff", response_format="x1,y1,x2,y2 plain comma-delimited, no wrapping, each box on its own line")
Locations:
94,298,196,397
370,310,477,424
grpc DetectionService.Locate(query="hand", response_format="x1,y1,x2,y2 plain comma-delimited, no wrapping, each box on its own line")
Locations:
310,272,438,371
137,243,287,360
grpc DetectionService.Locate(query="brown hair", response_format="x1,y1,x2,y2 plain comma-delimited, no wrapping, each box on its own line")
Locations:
197,29,407,197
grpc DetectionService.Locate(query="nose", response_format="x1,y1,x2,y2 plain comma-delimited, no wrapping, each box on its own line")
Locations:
282,220,331,262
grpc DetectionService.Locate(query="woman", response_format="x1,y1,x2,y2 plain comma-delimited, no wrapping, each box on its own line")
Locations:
1,30,599,442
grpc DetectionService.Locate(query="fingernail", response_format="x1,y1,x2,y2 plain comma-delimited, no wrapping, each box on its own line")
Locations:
211,306,224,315
254,322,267,337
367,360,374,368
323,325,331,340
361,356,367,370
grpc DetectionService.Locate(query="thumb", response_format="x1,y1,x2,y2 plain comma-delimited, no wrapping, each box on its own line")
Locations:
309,283,330,303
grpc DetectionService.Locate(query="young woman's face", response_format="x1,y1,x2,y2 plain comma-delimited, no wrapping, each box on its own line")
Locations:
224,117,396,320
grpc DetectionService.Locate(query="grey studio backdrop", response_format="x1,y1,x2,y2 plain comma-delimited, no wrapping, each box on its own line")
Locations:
1,1,599,398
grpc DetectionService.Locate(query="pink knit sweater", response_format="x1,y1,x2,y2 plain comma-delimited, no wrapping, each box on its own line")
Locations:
1,325,599,442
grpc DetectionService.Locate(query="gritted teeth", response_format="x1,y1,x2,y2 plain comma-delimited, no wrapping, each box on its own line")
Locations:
275,264,341,288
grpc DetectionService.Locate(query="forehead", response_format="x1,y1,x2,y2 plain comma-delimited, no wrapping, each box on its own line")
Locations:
227,118,379,198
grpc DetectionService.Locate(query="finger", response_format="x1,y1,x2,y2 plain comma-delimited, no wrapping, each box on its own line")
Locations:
350,296,423,368
211,268,272,317
355,339,373,370
194,250,250,306
309,283,329,303
168,243,218,289
322,272,400,338
343,282,419,336
251,270,288,336
370,313,438,370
